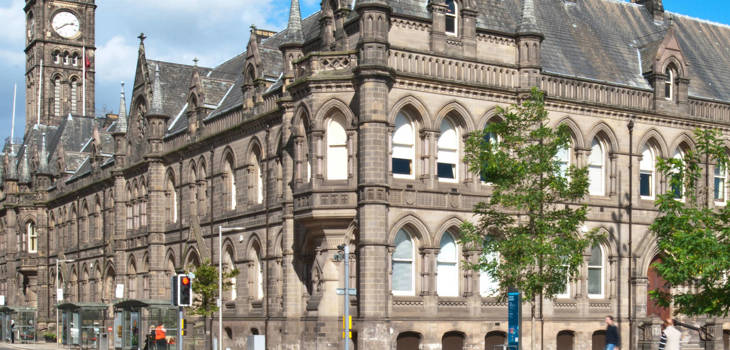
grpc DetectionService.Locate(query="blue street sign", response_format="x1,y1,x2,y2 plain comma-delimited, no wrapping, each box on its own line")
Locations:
508,291,521,349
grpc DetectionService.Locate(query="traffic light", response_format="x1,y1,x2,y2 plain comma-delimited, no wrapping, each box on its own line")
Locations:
177,274,193,306
171,276,178,305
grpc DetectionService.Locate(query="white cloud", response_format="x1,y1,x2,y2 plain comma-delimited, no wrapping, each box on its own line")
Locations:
95,36,138,83
0,0,24,44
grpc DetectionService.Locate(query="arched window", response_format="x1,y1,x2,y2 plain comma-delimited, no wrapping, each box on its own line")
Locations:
437,233,459,297
556,142,571,178
70,78,78,114
479,251,499,297
53,51,61,64
392,112,415,178
251,245,264,300
326,115,348,180
557,330,575,350
640,145,655,199
27,221,37,253
126,187,133,230
592,330,606,350
588,138,606,196
140,183,147,227
587,244,604,298
485,331,507,350
480,124,499,182
128,260,137,299
133,186,140,229
437,119,458,182
166,174,177,223
224,156,236,210
63,52,69,65
715,163,727,203
81,204,89,243
251,151,264,204
72,54,79,67
54,76,61,117
664,67,675,100
444,0,457,36
392,229,414,296
198,163,208,216
672,149,684,199
224,248,236,301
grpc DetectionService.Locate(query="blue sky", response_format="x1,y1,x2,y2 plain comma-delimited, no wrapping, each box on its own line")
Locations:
0,0,728,143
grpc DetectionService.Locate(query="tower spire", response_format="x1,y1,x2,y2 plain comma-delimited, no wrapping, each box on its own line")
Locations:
148,64,165,116
283,0,304,44
517,0,540,35
117,81,128,133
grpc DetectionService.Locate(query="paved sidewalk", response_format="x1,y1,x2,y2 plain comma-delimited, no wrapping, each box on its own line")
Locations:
2,342,62,350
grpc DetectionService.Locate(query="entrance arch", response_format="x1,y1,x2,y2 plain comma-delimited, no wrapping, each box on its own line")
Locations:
647,255,670,320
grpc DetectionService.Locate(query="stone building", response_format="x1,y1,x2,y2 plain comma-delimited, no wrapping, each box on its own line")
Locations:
2,0,730,349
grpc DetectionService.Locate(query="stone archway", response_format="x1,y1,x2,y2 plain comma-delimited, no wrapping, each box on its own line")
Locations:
647,255,670,320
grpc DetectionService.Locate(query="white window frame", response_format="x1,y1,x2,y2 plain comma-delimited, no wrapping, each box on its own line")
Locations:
255,157,263,204
714,163,727,205
555,270,570,299
672,149,685,201
326,117,348,180
664,68,674,101
639,145,655,200
256,251,264,300
225,159,236,210
392,229,415,296
436,233,459,297
479,252,499,297
587,244,605,299
27,222,37,253
588,138,606,196
556,142,571,179
437,119,459,183
392,112,416,179
444,0,458,36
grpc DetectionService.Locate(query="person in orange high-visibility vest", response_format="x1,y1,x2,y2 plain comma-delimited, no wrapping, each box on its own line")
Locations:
155,323,167,350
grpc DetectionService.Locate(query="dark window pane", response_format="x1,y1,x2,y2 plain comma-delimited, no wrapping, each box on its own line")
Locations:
445,17,455,34
392,158,412,175
665,82,671,99
438,163,455,179
445,0,456,13
640,173,651,197
715,177,724,200
672,181,682,199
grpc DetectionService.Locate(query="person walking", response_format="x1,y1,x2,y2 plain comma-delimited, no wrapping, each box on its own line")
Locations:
154,323,167,350
658,322,667,350
605,316,620,350
663,319,681,350
9,320,15,344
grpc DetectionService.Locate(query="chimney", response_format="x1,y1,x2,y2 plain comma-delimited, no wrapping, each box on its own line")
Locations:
632,0,664,21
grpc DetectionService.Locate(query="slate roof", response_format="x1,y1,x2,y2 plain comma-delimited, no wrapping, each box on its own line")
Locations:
147,60,212,118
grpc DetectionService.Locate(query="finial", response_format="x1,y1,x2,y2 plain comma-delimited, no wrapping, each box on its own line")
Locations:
193,57,199,67
148,64,165,116
138,32,146,43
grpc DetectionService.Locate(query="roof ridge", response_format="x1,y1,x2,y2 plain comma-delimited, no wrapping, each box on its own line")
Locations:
147,59,212,71
667,11,730,31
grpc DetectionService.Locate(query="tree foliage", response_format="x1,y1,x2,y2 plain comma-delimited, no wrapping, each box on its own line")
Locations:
460,88,600,302
649,128,730,317
188,259,239,317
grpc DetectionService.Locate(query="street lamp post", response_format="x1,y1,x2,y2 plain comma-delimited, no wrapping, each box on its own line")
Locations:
55,258,74,348
217,226,244,350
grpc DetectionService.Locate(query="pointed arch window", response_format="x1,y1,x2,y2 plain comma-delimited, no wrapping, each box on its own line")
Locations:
140,184,147,227
53,51,60,64
54,76,61,117
224,156,236,210
587,244,604,298
479,251,499,297
715,163,727,203
126,187,133,230
392,229,415,296
250,246,264,300
166,174,177,223
640,145,656,199
70,78,78,114
664,67,675,100
27,221,37,253
437,233,459,297
224,249,236,301
251,152,264,204
672,149,685,200
588,138,606,196
392,112,415,178
480,125,499,182
437,119,459,182
326,116,348,180
556,142,571,178
444,0,458,36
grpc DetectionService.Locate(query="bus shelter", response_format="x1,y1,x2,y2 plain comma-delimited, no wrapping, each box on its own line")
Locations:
57,303,107,349
0,306,36,343
113,299,178,350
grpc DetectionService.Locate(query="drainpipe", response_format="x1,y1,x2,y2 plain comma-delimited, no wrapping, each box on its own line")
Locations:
627,118,634,350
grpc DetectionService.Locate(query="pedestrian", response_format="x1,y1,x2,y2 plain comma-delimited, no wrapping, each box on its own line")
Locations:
604,315,620,350
155,323,167,350
663,319,681,350
9,319,15,344
658,322,667,350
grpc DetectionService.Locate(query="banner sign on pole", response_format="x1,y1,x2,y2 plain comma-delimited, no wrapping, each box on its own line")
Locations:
508,291,521,350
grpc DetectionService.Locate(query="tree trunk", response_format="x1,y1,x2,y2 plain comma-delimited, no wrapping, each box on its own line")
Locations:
531,300,535,350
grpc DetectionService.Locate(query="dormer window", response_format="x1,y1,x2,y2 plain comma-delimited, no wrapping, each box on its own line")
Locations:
664,67,674,100
445,0,457,36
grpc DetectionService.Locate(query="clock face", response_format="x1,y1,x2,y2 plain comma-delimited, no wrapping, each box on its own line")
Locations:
52,11,80,39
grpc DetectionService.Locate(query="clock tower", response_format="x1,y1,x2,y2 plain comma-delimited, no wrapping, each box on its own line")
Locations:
24,0,96,131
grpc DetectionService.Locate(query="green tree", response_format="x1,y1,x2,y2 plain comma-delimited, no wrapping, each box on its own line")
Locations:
460,88,600,347
649,128,730,316
189,259,239,350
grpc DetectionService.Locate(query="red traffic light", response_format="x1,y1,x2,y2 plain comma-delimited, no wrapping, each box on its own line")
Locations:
181,276,190,285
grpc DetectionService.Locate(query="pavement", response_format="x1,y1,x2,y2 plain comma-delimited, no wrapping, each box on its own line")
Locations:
0,342,63,350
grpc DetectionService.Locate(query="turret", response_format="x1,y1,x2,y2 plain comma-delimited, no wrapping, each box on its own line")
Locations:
145,65,169,155
280,0,305,87
113,82,128,167
516,0,543,89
